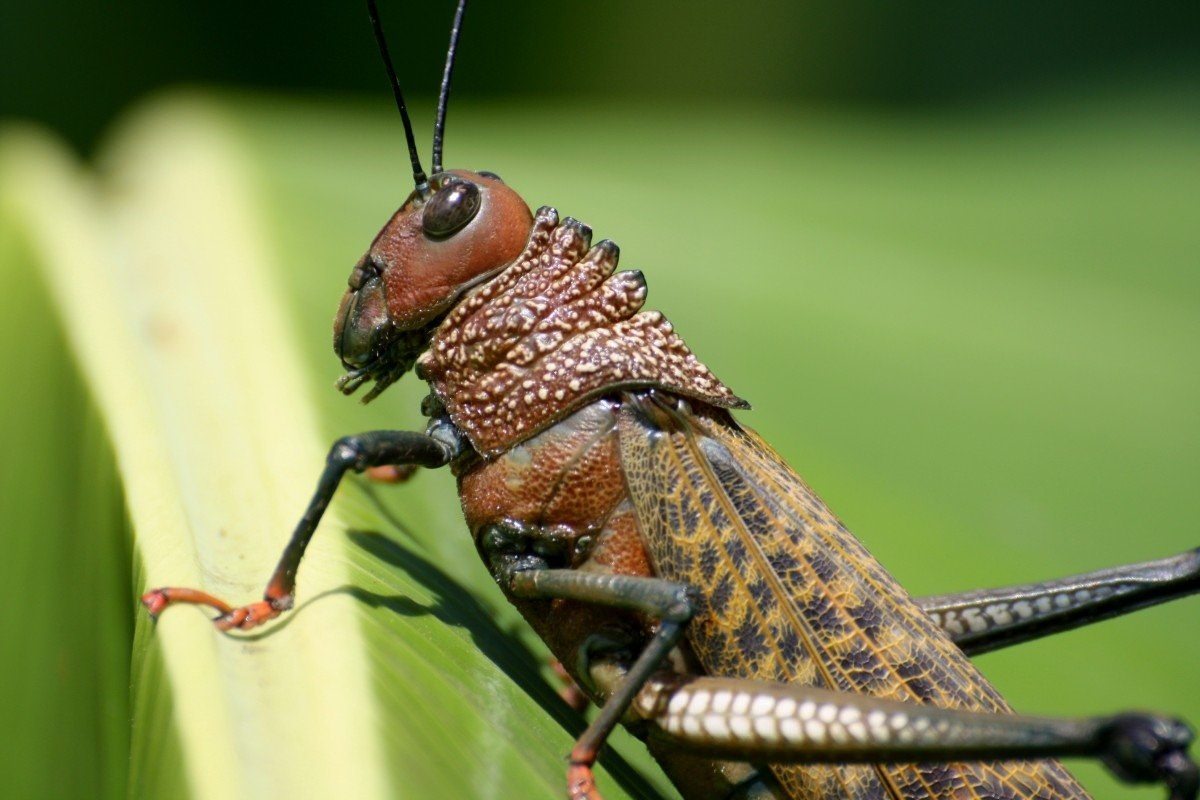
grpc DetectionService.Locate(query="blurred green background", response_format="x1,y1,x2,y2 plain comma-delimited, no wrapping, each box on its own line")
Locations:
5,1,1199,152
2,3,1198,800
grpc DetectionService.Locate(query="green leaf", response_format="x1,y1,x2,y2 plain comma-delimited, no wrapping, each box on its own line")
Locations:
0,100,672,800
0,131,134,800
2,86,1196,800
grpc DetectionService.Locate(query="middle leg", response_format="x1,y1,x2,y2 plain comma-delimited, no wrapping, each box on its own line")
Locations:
505,568,697,800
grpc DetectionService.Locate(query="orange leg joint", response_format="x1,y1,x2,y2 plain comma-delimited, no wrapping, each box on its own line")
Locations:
140,587,292,632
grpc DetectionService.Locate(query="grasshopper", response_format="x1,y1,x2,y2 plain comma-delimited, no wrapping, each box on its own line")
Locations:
141,2,1200,799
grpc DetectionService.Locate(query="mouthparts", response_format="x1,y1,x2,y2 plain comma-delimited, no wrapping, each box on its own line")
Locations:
334,327,427,404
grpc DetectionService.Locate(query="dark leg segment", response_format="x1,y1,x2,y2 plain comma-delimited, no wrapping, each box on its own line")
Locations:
635,676,1197,800
916,548,1200,655
507,569,696,800
142,430,454,630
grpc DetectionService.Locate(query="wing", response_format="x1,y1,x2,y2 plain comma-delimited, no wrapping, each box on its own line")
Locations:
617,392,1088,800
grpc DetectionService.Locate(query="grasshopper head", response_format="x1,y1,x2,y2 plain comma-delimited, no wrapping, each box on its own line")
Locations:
333,169,532,401
337,2,531,401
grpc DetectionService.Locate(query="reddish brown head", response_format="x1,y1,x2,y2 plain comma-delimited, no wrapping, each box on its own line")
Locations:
335,2,532,401
334,169,533,401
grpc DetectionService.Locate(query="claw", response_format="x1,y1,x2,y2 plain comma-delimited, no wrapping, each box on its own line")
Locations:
1100,713,1198,800
140,588,171,619
567,762,602,800
1160,750,1200,800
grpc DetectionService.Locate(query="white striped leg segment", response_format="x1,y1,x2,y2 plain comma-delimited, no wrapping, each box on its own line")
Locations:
632,676,1188,766
918,548,1200,655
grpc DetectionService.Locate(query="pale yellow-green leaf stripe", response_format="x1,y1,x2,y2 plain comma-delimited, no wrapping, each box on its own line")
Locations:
6,86,1195,800
2,107,389,799
0,96,673,800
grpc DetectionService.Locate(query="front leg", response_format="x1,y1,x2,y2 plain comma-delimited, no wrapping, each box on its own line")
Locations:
635,676,1198,800
141,429,455,630
915,548,1200,655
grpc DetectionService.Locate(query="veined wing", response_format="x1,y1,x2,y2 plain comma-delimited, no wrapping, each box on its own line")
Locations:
617,392,1087,800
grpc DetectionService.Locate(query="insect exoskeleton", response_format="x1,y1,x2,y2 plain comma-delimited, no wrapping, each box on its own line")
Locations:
333,170,533,402
138,3,1200,800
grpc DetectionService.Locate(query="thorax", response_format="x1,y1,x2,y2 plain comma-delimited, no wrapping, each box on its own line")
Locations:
453,397,659,684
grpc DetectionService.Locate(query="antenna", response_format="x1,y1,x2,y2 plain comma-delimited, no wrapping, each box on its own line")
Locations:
432,0,469,175
366,0,429,197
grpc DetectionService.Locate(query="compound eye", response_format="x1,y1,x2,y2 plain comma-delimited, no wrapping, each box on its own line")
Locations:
422,179,481,238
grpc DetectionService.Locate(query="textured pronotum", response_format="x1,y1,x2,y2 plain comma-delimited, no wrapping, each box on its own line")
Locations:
419,207,746,455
